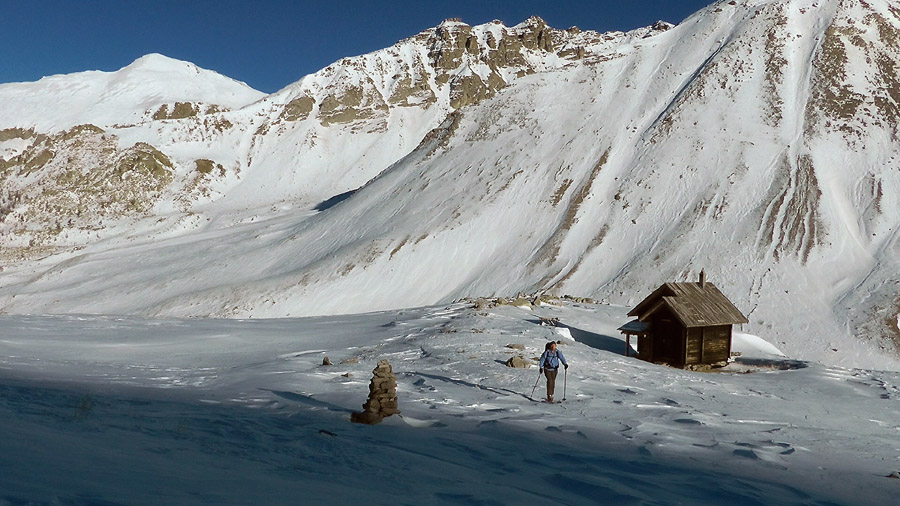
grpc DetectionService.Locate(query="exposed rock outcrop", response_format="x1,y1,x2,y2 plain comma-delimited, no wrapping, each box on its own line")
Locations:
151,102,227,121
0,125,180,262
280,96,315,122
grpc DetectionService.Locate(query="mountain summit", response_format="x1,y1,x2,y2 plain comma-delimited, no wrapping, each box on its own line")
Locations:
0,53,264,133
1,0,899,370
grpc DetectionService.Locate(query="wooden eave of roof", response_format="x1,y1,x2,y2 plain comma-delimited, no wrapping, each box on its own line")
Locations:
627,284,673,317
618,319,650,334
637,298,667,322
630,282,748,327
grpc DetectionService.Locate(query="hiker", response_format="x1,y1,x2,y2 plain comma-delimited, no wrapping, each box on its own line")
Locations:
539,341,568,402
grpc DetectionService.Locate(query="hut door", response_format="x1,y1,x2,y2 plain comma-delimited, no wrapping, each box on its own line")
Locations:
654,317,683,366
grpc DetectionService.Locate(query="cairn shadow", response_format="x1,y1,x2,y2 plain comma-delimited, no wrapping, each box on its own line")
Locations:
265,389,355,413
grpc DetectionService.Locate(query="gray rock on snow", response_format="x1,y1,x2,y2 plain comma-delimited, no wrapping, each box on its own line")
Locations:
505,355,531,368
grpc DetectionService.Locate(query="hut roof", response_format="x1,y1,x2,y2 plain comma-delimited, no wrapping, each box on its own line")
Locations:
628,281,748,328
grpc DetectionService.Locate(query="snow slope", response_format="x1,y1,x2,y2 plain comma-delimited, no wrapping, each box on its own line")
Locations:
1,0,899,371
1,302,898,504
0,53,265,133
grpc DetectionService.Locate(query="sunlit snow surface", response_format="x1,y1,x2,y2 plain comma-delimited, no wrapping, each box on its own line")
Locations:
2,302,898,505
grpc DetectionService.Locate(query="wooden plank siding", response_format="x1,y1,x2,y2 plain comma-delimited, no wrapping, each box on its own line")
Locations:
686,328,703,364
684,325,731,365
702,325,731,363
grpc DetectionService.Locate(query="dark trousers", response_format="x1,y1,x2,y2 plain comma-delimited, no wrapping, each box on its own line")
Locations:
544,368,558,399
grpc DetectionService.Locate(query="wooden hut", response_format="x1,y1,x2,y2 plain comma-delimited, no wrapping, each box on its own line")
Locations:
620,271,748,369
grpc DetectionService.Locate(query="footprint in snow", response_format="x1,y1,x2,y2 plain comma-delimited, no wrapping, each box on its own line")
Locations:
412,378,435,391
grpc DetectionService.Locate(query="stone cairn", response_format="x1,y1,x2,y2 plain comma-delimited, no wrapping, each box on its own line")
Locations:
350,359,400,425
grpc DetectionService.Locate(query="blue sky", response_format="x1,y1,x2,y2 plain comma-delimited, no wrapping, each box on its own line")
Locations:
2,1,714,93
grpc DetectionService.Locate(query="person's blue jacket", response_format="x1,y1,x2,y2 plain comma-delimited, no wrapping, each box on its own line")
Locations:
539,349,567,370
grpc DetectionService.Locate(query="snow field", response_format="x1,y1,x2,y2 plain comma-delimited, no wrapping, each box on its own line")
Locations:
1,301,899,504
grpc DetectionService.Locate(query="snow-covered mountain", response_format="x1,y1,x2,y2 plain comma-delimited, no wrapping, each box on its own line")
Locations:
0,53,265,133
1,0,899,370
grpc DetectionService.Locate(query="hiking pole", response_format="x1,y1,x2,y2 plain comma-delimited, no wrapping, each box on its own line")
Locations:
530,370,542,399
563,367,567,401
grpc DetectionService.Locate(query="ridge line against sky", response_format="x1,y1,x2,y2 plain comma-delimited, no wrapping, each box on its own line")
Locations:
2,0,715,93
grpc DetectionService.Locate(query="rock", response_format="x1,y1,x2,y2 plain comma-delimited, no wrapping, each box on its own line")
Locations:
473,297,491,310
317,84,389,126
505,355,531,368
505,343,525,350
539,317,560,327
340,357,360,364
511,297,532,307
280,96,315,122
194,158,224,176
170,101,200,119
322,356,333,366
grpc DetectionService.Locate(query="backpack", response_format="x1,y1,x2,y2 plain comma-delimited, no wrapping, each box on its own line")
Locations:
543,351,557,370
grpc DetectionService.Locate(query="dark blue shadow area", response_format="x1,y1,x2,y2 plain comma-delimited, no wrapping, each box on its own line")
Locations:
0,378,867,506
